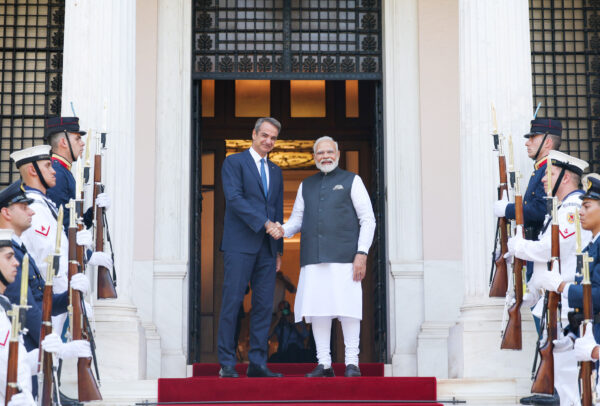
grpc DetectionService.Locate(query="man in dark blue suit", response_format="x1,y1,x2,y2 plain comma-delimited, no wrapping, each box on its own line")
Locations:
217,117,284,378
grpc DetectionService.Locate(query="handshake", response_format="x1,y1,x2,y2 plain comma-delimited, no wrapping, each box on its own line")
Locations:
266,220,284,240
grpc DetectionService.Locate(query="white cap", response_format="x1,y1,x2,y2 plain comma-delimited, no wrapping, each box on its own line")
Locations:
9,145,52,168
548,150,588,176
0,229,13,248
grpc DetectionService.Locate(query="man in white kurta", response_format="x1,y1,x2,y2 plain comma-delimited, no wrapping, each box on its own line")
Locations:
279,136,375,378
507,150,590,405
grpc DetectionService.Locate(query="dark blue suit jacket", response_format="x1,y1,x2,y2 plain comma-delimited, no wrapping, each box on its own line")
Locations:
46,157,92,229
220,149,283,255
505,161,547,231
568,236,600,341
6,240,69,351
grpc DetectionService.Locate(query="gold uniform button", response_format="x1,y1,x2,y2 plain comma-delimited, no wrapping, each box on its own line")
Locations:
532,192,535,196
524,201,527,205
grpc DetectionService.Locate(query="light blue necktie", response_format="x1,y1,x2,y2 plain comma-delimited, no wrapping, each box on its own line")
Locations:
260,158,268,197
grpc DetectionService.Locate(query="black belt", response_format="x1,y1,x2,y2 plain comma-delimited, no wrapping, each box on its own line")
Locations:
524,225,542,240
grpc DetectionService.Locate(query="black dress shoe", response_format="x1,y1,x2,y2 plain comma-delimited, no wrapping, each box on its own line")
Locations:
305,364,335,377
246,363,283,377
344,364,361,377
219,365,239,378
519,392,560,405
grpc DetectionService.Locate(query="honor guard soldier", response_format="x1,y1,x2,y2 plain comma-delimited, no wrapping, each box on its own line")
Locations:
43,117,110,230
9,145,69,297
508,151,590,405
495,119,562,280
0,229,36,406
0,181,89,351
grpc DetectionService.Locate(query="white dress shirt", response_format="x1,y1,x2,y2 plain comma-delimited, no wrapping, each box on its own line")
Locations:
248,147,269,190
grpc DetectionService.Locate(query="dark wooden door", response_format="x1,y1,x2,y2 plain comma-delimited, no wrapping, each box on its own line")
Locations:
193,80,378,364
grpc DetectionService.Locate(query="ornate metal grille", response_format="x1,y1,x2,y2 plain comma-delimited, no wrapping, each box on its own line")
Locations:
193,0,382,79
529,0,600,171
0,0,64,186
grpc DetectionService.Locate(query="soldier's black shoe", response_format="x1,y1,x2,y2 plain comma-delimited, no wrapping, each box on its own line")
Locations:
519,392,560,405
344,364,362,377
247,363,283,377
59,391,83,406
219,365,239,378
305,364,335,377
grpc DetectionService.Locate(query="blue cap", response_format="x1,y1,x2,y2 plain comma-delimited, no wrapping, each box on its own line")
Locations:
524,118,562,138
44,117,86,140
581,174,600,201
0,181,33,209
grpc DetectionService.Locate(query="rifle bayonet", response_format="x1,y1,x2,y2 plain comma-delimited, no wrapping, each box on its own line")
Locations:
83,129,92,184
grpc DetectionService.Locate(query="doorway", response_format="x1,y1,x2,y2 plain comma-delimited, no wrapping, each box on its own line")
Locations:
188,80,385,364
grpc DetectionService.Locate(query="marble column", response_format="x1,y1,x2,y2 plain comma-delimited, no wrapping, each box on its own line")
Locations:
152,0,192,378
382,0,424,377
451,0,537,379
61,0,146,388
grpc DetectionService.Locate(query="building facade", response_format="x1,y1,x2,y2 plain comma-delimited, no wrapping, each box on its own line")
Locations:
2,0,596,403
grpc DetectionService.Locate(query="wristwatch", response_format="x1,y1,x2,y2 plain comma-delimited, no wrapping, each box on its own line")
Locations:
356,251,368,256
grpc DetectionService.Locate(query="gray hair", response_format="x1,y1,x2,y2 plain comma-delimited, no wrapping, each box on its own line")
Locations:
254,117,281,135
313,136,338,153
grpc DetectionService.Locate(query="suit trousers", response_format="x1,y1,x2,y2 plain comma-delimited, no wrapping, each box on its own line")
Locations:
218,235,277,367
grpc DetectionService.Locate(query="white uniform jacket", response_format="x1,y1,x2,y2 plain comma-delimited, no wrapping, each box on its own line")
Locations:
20,188,69,295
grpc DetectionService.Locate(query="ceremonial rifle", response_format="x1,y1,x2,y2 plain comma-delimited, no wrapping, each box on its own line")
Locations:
67,200,102,401
501,171,524,350
531,160,560,395
489,105,510,297
38,206,63,406
5,255,29,405
579,230,594,406
93,131,117,299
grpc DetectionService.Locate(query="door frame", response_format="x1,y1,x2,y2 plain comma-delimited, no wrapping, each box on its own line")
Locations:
187,80,388,364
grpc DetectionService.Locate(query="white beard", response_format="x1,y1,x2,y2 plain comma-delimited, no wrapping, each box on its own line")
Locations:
316,157,339,173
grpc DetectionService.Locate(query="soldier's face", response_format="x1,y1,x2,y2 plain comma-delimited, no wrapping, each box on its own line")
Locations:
67,132,85,159
525,134,546,159
580,199,600,232
0,247,18,285
37,160,56,188
541,166,562,194
251,122,279,157
6,203,34,233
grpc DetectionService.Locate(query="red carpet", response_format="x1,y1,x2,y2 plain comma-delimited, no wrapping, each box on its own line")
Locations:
158,364,441,406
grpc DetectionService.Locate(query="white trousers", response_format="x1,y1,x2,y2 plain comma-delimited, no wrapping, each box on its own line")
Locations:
554,349,580,406
311,316,360,368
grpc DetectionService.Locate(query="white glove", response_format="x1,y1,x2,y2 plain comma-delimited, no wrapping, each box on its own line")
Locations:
7,391,35,406
494,191,509,217
88,251,112,269
25,349,39,376
574,323,598,362
508,290,540,308
41,333,62,353
58,340,91,359
76,229,93,249
95,193,111,210
506,228,523,257
522,290,540,308
538,262,563,292
70,273,90,296
553,332,574,353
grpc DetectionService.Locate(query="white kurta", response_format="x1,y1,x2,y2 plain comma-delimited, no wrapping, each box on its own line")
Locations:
282,174,376,323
